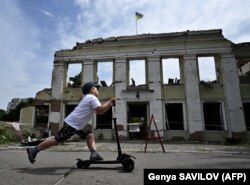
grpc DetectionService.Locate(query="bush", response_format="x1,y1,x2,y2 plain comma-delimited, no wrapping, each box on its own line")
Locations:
0,123,19,144
0,122,38,144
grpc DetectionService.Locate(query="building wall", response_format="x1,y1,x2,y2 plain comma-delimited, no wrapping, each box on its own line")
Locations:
19,106,34,128
22,29,250,142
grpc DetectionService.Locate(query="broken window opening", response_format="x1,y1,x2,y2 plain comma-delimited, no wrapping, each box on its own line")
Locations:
67,63,82,88
165,103,184,130
34,105,49,128
96,61,113,87
162,58,181,85
238,60,250,84
203,102,224,130
96,109,112,129
243,102,250,131
198,57,217,85
128,60,146,87
65,104,77,118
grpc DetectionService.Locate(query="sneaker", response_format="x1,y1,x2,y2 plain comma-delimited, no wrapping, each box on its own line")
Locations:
90,153,104,161
27,147,37,164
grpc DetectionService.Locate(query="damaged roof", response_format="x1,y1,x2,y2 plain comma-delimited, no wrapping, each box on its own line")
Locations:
72,29,224,50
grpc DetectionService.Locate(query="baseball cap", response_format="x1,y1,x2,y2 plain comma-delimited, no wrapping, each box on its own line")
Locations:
82,82,100,95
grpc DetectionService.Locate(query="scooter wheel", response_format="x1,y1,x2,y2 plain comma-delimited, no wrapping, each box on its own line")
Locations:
122,158,134,172
76,159,90,169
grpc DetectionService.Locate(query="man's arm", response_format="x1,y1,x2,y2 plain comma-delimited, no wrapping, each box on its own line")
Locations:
95,97,116,115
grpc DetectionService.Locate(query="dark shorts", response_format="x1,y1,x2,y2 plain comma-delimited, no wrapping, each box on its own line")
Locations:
55,123,92,143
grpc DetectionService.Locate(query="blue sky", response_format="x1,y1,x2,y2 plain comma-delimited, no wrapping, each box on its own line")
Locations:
1,0,250,110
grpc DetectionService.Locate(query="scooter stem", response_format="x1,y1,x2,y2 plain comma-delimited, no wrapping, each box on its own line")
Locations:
112,106,122,157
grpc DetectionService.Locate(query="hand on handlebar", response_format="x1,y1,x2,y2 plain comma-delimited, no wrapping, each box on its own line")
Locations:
110,97,117,107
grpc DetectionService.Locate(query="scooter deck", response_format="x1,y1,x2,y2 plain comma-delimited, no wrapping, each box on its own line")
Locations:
76,156,135,172
77,158,121,164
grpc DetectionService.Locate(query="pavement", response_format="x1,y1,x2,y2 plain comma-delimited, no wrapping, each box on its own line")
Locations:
1,140,250,155
0,141,250,185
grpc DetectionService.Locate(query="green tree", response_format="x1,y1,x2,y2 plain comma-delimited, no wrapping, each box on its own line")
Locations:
68,72,82,88
0,109,7,121
1,98,34,122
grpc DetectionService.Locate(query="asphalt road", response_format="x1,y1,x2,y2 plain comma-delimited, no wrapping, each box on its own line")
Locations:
0,144,250,185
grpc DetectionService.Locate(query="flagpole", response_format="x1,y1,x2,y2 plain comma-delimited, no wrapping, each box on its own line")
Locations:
135,11,143,35
136,19,137,34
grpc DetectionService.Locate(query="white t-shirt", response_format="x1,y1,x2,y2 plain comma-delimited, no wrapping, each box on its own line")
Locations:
64,94,101,130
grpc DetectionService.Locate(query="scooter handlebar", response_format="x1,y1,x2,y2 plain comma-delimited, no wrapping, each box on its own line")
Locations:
112,103,116,118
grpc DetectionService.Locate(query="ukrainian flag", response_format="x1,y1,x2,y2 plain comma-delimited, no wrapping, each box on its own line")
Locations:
135,11,143,20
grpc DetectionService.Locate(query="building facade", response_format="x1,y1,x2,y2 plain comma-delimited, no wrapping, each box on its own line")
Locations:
20,29,250,142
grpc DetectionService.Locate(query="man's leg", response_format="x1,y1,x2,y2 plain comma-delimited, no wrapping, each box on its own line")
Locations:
27,137,59,164
37,137,59,151
27,123,75,164
86,133,96,151
85,133,103,161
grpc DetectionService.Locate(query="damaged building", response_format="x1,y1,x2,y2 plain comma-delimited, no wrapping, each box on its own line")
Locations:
20,29,250,142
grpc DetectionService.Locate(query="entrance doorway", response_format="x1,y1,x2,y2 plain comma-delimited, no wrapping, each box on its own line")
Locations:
127,103,148,139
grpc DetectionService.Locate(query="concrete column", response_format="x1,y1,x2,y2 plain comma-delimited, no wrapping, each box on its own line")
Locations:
148,56,164,136
114,57,127,135
50,61,65,131
51,62,65,99
183,55,203,136
83,59,94,83
221,54,246,134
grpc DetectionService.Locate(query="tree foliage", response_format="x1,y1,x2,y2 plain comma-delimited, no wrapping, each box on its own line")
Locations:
68,72,82,88
0,98,34,122
0,109,7,121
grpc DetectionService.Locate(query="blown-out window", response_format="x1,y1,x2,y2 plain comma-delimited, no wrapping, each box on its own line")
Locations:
198,57,217,83
65,104,77,118
67,63,82,88
162,58,181,85
243,102,250,131
165,103,184,130
203,102,224,130
96,109,112,129
96,61,113,87
34,105,49,128
128,59,146,86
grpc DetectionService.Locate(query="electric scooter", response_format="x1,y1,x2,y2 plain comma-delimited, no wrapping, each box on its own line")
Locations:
76,105,136,172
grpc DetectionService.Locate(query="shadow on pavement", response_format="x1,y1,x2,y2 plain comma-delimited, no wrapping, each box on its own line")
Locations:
13,167,73,176
13,165,130,175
